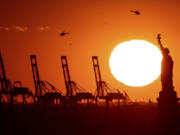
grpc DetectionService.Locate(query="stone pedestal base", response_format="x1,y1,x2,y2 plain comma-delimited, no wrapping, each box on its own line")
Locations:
158,90,178,115
157,89,179,129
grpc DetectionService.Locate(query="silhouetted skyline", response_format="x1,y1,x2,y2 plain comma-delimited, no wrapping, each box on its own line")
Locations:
1,0,180,101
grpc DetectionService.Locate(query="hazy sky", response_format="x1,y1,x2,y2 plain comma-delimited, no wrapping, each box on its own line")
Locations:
1,0,180,101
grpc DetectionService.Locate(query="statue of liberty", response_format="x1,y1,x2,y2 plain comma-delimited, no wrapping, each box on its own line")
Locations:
156,34,179,131
157,34,174,91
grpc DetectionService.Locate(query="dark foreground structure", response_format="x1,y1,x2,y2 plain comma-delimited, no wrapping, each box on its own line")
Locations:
1,103,180,135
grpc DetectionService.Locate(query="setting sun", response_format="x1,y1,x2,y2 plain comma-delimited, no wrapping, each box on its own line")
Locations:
109,40,163,87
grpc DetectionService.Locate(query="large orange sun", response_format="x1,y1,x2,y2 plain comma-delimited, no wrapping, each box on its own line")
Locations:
109,40,163,87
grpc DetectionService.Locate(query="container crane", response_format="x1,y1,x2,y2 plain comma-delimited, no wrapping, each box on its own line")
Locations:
0,52,32,104
30,55,62,104
61,56,95,104
0,52,12,103
92,56,127,105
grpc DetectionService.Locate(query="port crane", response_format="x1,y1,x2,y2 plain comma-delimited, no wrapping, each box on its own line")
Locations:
61,56,95,104
0,52,32,104
30,55,62,104
92,56,127,105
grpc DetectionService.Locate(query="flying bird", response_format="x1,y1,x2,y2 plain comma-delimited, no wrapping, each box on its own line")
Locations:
130,10,140,15
60,31,69,36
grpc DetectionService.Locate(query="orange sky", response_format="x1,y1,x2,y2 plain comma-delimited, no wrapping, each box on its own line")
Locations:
1,0,180,101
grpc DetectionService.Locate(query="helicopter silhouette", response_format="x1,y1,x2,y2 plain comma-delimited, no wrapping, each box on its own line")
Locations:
60,31,70,37
130,10,140,15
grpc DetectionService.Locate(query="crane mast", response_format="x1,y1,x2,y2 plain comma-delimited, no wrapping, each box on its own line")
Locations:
92,56,104,97
0,52,9,91
61,56,73,97
0,52,7,80
30,55,42,97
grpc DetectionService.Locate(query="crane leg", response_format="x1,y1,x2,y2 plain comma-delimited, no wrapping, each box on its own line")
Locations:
106,99,109,108
10,91,13,104
23,94,25,104
0,92,1,104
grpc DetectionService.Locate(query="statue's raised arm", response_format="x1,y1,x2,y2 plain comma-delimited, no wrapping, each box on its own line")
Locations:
157,34,164,51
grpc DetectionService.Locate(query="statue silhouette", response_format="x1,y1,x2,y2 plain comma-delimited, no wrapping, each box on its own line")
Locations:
156,34,179,134
157,34,174,91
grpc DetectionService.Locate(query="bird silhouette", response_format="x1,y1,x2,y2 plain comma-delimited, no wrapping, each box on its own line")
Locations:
60,31,69,36
130,10,140,15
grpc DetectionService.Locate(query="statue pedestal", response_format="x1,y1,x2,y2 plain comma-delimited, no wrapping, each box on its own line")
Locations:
157,89,179,128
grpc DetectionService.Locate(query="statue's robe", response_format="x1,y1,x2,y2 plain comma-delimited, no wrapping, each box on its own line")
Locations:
161,49,174,91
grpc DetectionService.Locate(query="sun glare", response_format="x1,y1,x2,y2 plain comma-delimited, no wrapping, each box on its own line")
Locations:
109,40,163,87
